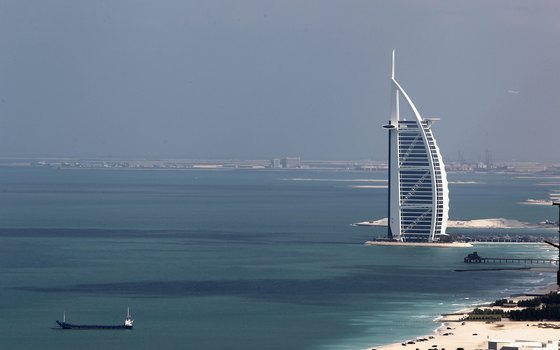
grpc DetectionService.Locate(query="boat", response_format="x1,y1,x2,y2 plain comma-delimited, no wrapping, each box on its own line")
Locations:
56,308,134,330
523,199,553,205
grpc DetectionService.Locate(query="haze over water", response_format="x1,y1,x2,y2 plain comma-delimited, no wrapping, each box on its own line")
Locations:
0,167,557,349
1,1,559,162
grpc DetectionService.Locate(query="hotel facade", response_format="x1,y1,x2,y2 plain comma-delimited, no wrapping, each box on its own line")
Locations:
382,51,449,242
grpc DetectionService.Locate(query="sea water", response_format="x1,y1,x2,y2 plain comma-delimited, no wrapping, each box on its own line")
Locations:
0,168,557,350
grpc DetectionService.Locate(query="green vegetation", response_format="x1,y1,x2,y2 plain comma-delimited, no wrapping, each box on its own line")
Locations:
493,299,509,307
470,308,504,315
489,293,560,321
517,293,560,307
507,305,560,321
464,308,503,321
517,298,541,308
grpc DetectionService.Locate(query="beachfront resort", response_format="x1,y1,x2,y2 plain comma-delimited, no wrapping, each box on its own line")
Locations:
372,285,560,350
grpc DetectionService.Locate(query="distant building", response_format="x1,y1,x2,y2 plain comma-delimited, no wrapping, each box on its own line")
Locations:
383,51,449,242
281,157,301,169
270,158,281,169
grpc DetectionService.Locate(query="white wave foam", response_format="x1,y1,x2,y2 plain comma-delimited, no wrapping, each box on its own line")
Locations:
410,314,433,319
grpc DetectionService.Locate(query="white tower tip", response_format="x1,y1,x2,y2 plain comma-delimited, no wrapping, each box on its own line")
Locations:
391,49,395,79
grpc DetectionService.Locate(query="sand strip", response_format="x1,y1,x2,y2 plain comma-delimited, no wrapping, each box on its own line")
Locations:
364,241,473,248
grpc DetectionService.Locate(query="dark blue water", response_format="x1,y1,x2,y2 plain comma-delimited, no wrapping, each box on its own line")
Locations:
0,168,557,349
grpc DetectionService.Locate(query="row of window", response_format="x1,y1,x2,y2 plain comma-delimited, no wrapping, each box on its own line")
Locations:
402,231,432,236
402,208,433,213
400,162,430,167
401,184,432,189
400,175,431,180
401,216,431,222
401,169,431,175
399,155,430,160
397,145,429,152
400,193,433,199
400,182,432,187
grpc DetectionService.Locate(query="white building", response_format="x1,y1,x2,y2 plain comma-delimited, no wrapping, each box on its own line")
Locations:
281,157,301,169
383,51,449,242
270,158,281,169
488,339,558,350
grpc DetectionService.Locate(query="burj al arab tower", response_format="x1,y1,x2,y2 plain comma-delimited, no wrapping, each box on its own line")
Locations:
382,51,449,242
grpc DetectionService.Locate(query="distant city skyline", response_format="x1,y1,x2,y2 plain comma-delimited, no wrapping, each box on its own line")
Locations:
1,1,559,162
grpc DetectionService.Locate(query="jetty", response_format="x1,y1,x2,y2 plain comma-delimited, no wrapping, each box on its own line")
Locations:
463,252,558,265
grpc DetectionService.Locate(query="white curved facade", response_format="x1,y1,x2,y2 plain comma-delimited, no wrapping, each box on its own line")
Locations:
383,51,449,242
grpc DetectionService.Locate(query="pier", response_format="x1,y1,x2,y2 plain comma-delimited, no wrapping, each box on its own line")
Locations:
464,252,559,265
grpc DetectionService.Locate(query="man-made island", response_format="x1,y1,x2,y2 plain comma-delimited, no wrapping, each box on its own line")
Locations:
353,218,553,229
364,241,473,248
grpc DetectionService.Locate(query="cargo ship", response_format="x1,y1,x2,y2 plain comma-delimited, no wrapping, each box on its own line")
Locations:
56,308,134,330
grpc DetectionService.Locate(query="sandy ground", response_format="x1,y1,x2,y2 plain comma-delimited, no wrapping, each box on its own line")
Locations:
372,320,560,350
370,285,560,350
354,218,532,229
448,218,529,229
364,241,473,248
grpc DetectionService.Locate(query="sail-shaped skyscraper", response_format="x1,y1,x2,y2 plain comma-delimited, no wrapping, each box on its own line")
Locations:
382,51,449,242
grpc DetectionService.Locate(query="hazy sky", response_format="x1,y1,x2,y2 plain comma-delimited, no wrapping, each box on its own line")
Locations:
0,0,559,162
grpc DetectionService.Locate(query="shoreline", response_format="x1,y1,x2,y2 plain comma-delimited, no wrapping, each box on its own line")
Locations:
353,217,557,229
364,241,473,248
368,284,560,350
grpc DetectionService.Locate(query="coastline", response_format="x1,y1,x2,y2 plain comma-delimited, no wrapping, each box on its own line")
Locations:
368,284,560,350
364,241,473,248
353,217,555,229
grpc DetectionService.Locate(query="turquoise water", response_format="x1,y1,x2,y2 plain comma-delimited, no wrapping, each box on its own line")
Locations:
0,168,557,349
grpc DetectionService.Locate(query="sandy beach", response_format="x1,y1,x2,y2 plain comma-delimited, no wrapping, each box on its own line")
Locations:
372,320,560,350
354,218,536,229
370,285,560,350
364,241,473,248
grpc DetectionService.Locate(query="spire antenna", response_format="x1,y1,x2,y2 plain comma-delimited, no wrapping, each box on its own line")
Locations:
391,49,395,79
